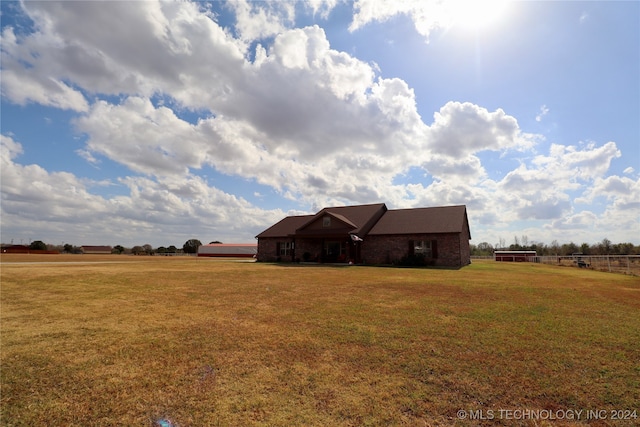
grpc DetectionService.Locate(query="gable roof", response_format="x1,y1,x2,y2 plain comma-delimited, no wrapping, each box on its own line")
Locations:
256,203,470,239
255,214,314,238
295,203,387,237
368,205,470,238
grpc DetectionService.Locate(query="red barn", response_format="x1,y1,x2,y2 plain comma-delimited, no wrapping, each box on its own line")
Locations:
494,250,537,262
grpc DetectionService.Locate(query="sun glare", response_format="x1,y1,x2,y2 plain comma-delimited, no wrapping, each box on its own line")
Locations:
449,0,510,31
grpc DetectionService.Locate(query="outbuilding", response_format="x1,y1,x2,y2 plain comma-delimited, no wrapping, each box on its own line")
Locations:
197,243,257,258
255,203,471,267
81,246,113,254
494,250,537,262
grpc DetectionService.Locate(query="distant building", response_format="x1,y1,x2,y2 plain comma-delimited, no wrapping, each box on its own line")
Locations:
1,244,59,254
256,203,471,267
1,245,30,254
81,246,113,254
197,243,257,258
494,250,537,262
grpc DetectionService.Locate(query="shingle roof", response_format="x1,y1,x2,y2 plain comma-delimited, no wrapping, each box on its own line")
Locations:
297,203,387,236
368,205,469,236
255,215,314,238
255,204,470,239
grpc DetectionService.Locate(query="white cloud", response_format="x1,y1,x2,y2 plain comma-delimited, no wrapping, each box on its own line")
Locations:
349,0,451,42
578,175,640,210
533,141,621,181
0,134,285,246
0,134,23,161
535,104,549,122
427,102,539,158
227,0,294,42
0,27,90,112
579,11,589,24
306,0,341,19
2,1,247,110
74,97,205,177
491,141,623,223
1,0,637,246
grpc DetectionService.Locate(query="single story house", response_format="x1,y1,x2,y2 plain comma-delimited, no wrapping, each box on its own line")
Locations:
197,243,257,258
255,203,471,267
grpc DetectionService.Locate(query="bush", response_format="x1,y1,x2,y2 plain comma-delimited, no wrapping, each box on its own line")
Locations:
398,253,427,267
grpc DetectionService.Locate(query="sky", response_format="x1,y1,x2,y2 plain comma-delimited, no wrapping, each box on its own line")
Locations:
1,0,638,249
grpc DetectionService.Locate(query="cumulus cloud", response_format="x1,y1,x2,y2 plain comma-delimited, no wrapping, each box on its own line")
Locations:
349,0,452,42
1,0,637,246
2,1,247,109
427,102,538,158
74,97,205,176
533,141,621,181
0,133,285,245
578,175,640,210
227,0,294,42
492,141,624,223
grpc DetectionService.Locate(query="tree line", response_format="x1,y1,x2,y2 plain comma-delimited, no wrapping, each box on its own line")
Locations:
471,237,639,257
13,237,639,257
14,239,221,255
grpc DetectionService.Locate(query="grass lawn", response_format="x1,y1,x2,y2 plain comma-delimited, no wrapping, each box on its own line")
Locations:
1,255,639,426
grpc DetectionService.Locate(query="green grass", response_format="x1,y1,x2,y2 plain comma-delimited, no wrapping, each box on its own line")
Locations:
1,256,639,426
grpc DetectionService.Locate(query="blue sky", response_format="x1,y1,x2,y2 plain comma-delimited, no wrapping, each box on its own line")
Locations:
1,0,638,248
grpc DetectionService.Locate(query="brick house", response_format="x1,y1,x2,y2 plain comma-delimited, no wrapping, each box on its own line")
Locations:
255,203,471,267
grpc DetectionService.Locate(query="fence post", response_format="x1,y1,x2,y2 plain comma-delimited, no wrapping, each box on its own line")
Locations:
607,256,611,272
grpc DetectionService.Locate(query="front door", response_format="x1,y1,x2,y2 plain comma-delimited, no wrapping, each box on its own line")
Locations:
323,240,347,263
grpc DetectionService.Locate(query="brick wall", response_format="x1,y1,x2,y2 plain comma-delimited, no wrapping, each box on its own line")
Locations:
294,239,323,262
257,238,288,262
257,238,325,262
361,233,469,267
258,233,471,267
459,226,471,265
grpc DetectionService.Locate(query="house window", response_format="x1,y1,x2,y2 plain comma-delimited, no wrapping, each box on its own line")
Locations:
278,241,293,256
414,240,432,257
323,216,331,227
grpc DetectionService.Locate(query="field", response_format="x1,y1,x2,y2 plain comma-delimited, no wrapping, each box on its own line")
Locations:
1,255,639,426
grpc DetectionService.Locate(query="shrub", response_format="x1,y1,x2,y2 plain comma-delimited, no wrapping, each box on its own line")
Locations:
398,253,427,267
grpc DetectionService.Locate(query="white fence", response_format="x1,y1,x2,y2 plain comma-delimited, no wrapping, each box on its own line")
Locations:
471,255,640,275
534,255,640,275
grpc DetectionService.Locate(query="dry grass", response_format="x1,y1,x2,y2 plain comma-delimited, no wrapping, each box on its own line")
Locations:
1,255,639,426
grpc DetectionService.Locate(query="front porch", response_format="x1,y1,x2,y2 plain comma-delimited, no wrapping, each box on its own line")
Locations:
295,237,362,264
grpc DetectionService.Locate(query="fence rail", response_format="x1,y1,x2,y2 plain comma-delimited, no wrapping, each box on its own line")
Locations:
534,255,640,275
471,255,640,275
